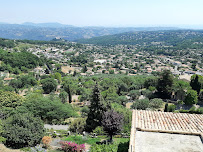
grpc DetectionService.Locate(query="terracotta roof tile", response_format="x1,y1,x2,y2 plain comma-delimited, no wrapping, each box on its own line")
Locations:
133,110,203,133
129,110,203,152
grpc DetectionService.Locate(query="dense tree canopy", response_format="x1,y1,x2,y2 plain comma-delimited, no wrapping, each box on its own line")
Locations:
41,78,57,94
9,75,37,89
3,113,45,148
0,49,43,71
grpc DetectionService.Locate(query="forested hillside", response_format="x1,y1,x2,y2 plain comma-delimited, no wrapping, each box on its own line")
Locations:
76,30,203,48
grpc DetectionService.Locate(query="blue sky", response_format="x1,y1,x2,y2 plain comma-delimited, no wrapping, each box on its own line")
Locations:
0,0,203,27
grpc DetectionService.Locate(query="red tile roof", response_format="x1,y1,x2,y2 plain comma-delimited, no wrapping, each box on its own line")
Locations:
129,110,203,152
133,110,203,133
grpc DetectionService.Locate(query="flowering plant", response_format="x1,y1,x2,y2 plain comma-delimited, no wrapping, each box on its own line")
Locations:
42,136,52,148
60,141,86,152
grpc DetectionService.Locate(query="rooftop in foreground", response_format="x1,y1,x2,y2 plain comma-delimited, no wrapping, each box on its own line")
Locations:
133,110,203,133
129,110,203,152
134,131,203,152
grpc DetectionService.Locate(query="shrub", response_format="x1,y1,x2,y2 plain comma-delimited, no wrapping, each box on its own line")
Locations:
167,104,176,112
60,141,85,152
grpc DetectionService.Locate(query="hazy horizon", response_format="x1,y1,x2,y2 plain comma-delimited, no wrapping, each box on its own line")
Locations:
1,0,203,28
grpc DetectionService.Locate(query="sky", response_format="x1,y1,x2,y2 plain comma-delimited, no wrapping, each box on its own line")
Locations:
0,0,203,27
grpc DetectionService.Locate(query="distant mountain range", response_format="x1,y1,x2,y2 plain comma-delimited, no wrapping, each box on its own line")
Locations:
0,22,181,41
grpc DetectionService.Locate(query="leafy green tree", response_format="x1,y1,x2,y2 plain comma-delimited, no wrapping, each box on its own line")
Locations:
63,79,78,103
3,113,45,148
16,94,76,123
184,90,198,105
144,77,157,89
69,118,86,134
86,84,106,132
0,91,24,109
129,90,140,100
79,88,91,102
101,86,119,101
142,89,154,99
9,75,37,89
117,83,128,95
59,90,68,103
9,79,22,88
149,98,163,110
54,72,62,83
102,110,123,142
157,70,174,98
131,99,150,110
41,78,57,94
116,96,128,106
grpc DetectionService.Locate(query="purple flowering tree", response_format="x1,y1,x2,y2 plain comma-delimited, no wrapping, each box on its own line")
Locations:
101,110,123,143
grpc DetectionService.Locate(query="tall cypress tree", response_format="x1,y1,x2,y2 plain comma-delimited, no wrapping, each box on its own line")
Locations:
85,84,106,132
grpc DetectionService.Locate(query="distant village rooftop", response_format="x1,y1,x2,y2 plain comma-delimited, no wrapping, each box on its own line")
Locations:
129,110,203,152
